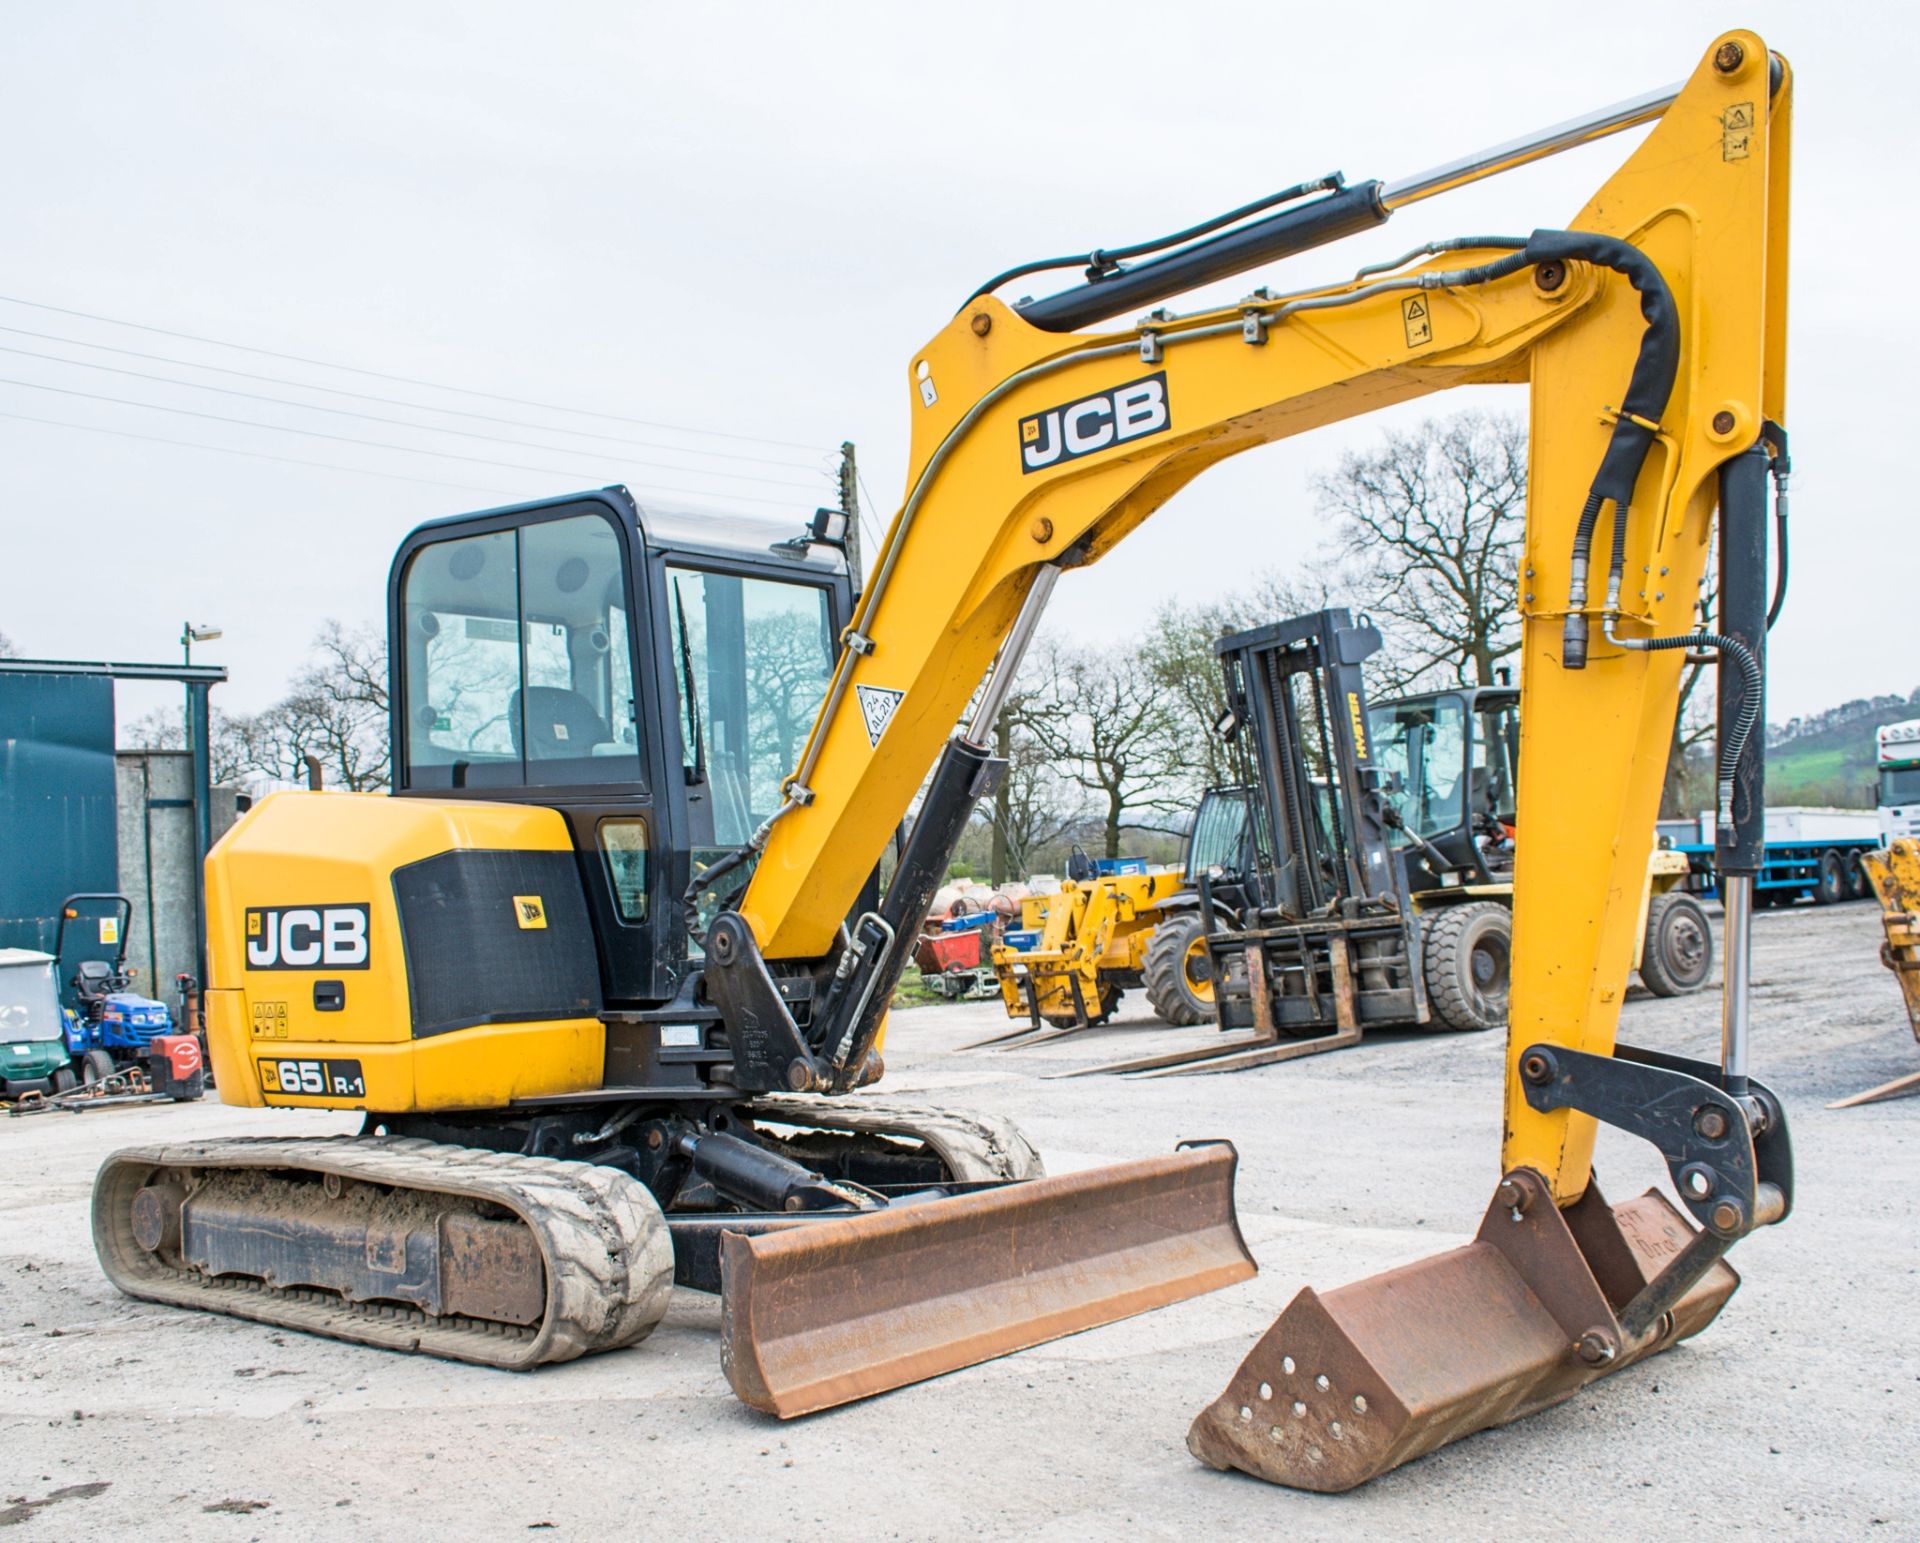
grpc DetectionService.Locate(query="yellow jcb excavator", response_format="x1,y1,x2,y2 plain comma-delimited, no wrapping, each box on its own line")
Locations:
96,31,1792,1492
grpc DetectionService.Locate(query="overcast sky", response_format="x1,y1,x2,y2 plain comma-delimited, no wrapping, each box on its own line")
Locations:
2,2,1909,730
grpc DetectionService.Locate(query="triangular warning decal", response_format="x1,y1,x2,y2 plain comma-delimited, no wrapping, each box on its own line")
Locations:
1404,298,1426,319
856,684,905,747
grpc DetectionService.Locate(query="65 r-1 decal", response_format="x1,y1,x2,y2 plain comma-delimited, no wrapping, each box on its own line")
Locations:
259,1057,367,1099
1018,371,1169,473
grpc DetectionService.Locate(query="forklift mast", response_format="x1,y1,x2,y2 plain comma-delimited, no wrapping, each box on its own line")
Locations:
1215,609,1401,920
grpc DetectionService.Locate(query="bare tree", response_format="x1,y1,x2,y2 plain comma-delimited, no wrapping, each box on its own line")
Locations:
123,622,391,793
1316,412,1527,687
121,705,259,786
278,623,390,790
1023,640,1183,859
986,683,1085,884
0,630,16,658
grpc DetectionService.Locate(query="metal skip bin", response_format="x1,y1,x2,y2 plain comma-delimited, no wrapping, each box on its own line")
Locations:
1186,1166,1739,1492
719,1142,1256,1417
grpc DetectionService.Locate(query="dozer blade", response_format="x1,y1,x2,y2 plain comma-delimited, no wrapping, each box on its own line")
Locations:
1187,1166,1737,1493
720,1142,1256,1417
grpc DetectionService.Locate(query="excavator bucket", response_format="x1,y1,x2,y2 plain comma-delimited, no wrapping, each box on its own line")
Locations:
720,1142,1255,1417
1187,1166,1737,1492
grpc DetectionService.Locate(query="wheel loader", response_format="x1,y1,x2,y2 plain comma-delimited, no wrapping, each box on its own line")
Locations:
96,31,1795,1492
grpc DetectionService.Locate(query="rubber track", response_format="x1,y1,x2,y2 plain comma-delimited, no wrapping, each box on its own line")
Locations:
744,1095,1045,1183
93,1136,674,1370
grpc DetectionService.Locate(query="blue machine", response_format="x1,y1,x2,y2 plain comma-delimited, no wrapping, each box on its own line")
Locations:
54,893,177,1079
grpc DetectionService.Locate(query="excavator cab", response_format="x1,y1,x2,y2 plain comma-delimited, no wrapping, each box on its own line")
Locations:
390,487,867,1013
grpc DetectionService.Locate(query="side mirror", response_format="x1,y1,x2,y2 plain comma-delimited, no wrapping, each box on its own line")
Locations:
809,508,849,547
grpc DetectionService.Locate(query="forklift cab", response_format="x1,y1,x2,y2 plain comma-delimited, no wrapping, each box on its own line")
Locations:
1366,686,1519,888
389,487,862,1009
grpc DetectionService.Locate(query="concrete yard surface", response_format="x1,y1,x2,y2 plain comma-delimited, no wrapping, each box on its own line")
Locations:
2,901,1914,1539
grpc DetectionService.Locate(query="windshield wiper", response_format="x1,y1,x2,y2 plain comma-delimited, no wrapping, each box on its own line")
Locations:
672,578,707,787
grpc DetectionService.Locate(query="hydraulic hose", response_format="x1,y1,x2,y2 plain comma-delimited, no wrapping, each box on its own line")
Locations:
1517,230,1680,669
1605,621,1761,828
1762,420,1791,630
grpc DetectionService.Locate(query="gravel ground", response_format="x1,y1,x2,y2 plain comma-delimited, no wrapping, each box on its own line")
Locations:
2,900,1914,1540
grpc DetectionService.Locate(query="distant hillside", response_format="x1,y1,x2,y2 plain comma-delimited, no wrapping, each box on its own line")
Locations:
1766,692,1920,807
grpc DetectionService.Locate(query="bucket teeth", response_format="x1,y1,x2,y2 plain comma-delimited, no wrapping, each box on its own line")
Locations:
1187,1168,1738,1492
720,1142,1255,1417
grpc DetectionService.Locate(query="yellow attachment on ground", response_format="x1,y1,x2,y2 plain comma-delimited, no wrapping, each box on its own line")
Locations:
205,790,605,1113
1832,841,1920,1107
991,869,1185,1029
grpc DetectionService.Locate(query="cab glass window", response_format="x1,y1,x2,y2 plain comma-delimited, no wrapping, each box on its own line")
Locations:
1188,788,1251,877
401,509,644,790
1368,694,1469,842
598,818,650,922
665,566,834,845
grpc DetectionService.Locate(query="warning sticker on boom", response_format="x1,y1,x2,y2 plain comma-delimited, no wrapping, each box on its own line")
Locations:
856,684,905,747
1402,296,1432,348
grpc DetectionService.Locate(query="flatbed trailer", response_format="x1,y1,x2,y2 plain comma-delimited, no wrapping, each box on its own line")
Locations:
1670,808,1879,908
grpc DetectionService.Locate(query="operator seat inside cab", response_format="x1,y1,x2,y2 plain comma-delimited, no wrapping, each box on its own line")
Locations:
509,684,610,759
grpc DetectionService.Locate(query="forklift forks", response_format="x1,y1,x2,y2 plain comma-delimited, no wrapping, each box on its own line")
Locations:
1053,931,1362,1079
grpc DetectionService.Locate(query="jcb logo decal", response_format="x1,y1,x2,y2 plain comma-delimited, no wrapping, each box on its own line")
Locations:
513,895,547,930
245,906,371,970
1018,372,1170,474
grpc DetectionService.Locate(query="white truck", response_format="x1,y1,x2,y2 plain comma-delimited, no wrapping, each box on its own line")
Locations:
1877,719,1920,845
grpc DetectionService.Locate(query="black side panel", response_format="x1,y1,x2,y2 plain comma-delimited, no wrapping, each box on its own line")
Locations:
392,850,602,1038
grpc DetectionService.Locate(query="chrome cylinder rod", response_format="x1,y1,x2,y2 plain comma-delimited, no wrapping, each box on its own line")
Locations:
966,565,1061,745
1380,82,1682,211
1720,873,1754,1096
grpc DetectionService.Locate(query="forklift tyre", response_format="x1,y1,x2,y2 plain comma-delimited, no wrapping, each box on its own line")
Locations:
1421,902,1511,1032
1639,892,1713,997
1144,913,1218,1027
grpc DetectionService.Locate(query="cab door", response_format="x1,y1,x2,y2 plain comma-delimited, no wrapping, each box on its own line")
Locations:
391,494,672,1007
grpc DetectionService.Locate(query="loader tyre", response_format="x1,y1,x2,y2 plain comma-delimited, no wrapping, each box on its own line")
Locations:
1639,892,1713,997
1144,913,1218,1027
1815,848,1848,906
1421,902,1511,1031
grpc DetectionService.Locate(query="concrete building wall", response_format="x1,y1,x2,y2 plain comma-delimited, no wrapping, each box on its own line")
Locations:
114,751,242,998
